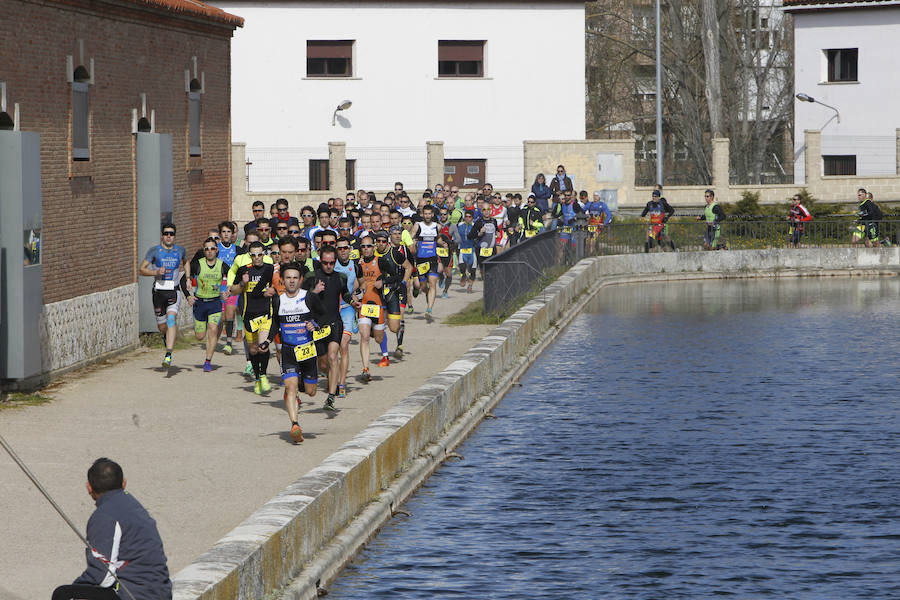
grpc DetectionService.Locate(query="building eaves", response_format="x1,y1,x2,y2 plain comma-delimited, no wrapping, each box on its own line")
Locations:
783,0,900,10
118,0,243,27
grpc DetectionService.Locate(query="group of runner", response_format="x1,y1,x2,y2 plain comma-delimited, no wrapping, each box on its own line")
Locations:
138,183,562,444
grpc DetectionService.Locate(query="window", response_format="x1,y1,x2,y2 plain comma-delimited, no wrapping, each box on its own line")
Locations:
188,78,202,156
632,6,653,40
438,41,484,78
72,65,90,160
823,155,856,176
635,136,656,162
307,41,353,77
309,159,328,191
826,48,857,82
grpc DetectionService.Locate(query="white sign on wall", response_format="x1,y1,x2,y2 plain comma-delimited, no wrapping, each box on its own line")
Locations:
596,152,623,182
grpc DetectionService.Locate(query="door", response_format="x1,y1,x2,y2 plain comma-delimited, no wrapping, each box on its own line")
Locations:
444,159,486,188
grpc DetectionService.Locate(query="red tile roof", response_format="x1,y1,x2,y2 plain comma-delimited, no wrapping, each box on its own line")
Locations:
126,0,244,27
783,0,898,7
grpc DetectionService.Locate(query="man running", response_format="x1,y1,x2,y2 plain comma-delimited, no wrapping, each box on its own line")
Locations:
852,188,883,247
217,221,242,355
413,205,440,320
455,210,478,293
641,189,675,252
261,265,325,443
303,246,357,411
697,189,726,250
376,229,411,358
788,193,812,248
357,235,394,382
183,238,229,372
230,242,275,394
333,237,362,398
139,223,186,368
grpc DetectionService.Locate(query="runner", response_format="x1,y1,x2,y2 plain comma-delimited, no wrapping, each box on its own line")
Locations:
455,210,478,293
375,229,411,358
401,216,418,313
217,221,243,356
229,241,275,395
303,246,357,411
261,264,325,443
641,189,675,252
333,237,362,398
852,188,883,247
788,193,812,248
697,189,727,250
357,234,393,382
413,205,440,320
227,231,272,377
182,238,229,372
519,195,545,240
139,223,186,368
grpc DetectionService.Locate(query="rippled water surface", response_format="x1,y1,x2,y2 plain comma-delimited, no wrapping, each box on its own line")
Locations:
326,278,900,599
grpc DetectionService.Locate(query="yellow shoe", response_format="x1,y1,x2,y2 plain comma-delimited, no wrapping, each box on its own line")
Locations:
260,375,271,393
254,380,262,395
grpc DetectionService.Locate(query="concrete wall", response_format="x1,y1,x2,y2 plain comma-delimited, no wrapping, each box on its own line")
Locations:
170,247,899,600
212,0,585,191
792,5,900,182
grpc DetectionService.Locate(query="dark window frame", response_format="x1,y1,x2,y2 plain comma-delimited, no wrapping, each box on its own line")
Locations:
823,154,856,176
826,48,858,83
438,41,485,78
307,41,354,78
309,159,329,191
72,80,90,161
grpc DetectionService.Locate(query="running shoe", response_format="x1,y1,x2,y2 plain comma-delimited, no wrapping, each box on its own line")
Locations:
203,361,213,373
254,380,262,395
361,368,371,383
162,354,172,368
290,423,304,443
223,343,233,356
378,356,390,368
394,346,404,359
324,395,336,411
260,375,271,393
338,384,346,398
441,291,449,299
460,276,467,288
243,362,254,376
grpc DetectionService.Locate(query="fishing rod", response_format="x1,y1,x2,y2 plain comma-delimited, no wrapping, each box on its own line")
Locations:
0,432,137,600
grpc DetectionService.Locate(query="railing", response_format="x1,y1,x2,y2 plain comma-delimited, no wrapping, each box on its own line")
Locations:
481,218,900,313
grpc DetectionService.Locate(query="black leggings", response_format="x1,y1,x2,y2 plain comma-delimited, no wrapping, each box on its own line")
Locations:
52,585,120,600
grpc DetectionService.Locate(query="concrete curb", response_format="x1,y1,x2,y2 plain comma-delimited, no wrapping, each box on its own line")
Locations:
171,248,896,600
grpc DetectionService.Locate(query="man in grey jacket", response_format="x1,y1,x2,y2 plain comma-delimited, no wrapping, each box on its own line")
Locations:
53,458,172,600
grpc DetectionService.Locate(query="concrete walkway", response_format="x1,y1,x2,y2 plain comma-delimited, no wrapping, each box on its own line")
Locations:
0,282,493,600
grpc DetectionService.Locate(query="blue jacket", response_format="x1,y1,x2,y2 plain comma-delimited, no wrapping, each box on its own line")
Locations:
75,489,172,600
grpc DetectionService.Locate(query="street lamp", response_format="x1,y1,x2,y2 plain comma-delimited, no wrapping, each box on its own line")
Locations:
332,100,352,126
796,93,840,123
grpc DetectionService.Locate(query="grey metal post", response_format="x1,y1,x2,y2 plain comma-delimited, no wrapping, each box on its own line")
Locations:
655,0,663,186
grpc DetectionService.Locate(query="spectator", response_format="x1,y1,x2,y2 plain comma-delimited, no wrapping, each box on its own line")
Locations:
531,173,552,212
548,164,573,197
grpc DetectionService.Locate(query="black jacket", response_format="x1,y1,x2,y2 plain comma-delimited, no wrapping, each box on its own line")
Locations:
75,489,172,600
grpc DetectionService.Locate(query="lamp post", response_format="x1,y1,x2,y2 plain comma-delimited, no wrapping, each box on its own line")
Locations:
655,0,663,186
796,93,840,124
332,100,352,126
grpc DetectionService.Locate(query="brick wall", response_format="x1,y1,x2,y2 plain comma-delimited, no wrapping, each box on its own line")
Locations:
0,0,235,304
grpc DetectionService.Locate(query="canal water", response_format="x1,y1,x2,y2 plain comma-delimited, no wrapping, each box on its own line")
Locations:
326,278,900,599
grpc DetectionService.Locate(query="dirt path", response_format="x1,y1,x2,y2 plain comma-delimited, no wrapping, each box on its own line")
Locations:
0,282,492,600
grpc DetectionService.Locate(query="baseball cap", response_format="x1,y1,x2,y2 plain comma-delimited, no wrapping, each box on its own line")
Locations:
374,231,389,241
388,225,402,234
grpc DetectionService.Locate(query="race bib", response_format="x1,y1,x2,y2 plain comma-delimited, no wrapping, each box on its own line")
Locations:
587,226,598,233
524,230,536,238
460,248,473,255
312,325,331,341
293,342,317,361
154,280,176,291
562,226,573,233
349,249,360,261
436,247,449,257
249,315,268,332
480,248,493,257
360,304,381,318
417,262,430,275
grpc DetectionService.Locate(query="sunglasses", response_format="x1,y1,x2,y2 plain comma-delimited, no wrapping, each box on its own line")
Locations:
302,214,314,218
339,227,351,231
257,228,271,232
253,209,264,212
249,252,265,257
336,245,350,250
162,231,175,236
277,207,288,212
204,247,217,251
289,229,301,234
360,244,374,248
320,260,335,266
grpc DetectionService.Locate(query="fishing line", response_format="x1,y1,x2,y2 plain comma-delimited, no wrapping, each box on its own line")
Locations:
0,433,137,600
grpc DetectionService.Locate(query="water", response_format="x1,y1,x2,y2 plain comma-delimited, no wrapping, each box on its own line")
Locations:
326,278,900,599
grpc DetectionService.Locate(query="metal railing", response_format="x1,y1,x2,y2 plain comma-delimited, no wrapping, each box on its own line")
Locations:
481,217,900,314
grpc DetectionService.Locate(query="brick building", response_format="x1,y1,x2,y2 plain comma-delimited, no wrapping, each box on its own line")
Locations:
0,0,242,380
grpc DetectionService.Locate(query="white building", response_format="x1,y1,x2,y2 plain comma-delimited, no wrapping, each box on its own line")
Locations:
211,0,585,192
786,0,900,183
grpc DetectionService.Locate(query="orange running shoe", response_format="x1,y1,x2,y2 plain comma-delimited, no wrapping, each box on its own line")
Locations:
378,356,390,368
290,423,303,443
